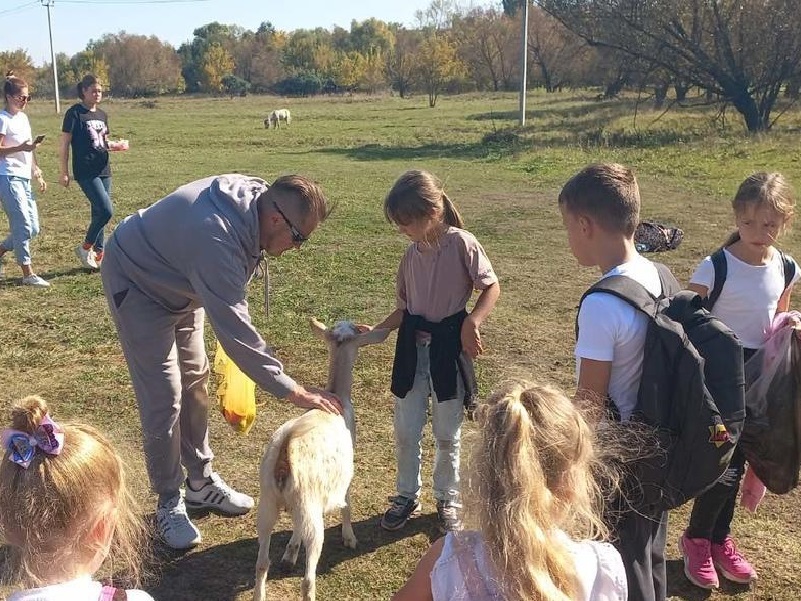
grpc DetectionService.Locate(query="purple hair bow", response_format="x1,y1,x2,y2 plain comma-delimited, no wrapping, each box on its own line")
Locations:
1,414,64,469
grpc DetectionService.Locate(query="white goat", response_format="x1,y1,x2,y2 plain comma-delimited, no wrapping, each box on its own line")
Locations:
264,108,292,129
253,318,389,601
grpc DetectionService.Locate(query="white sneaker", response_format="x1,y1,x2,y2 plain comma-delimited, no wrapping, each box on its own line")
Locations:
156,493,201,549
21,274,50,287
184,473,254,516
75,244,98,269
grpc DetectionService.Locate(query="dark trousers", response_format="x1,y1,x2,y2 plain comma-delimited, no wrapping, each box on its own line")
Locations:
686,346,755,543
687,446,747,543
613,509,668,601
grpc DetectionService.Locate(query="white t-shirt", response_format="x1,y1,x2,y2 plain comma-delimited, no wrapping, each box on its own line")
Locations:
690,248,801,349
0,109,33,178
576,255,662,420
430,530,627,601
8,575,154,601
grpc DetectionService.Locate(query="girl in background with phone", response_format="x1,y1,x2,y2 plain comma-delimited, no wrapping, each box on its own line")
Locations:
59,73,117,271
0,71,49,287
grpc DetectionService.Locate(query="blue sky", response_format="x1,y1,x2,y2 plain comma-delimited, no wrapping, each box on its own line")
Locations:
2,0,493,66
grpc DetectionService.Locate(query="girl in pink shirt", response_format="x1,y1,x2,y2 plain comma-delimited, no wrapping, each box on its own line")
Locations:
368,169,499,534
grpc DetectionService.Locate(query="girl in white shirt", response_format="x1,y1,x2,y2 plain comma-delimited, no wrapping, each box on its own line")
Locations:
679,172,798,591
392,380,627,601
0,395,153,601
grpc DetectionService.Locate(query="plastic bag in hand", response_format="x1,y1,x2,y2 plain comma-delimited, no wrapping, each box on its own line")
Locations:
213,341,257,434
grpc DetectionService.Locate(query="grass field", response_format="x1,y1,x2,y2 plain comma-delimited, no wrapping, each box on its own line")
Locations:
1,89,800,600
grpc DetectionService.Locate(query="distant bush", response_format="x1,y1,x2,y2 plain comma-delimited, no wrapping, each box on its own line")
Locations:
273,73,323,97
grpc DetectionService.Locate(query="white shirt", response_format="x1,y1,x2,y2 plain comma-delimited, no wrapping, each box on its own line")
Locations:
691,248,800,349
431,530,627,601
0,109,33,178
8,575,154,601
576,255,661,420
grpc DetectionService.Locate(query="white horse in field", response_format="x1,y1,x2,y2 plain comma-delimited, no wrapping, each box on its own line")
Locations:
265,109,291,129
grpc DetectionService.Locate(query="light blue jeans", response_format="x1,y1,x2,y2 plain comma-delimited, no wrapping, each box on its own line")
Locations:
394,344,464,506
0,175,39,266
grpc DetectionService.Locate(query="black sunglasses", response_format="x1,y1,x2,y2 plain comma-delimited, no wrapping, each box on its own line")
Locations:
273,202,308,245
13,95,31,102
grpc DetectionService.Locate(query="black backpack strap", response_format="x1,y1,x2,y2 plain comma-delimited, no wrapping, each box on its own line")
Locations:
706,248,727,311
580,274,660,319
780,250,796,291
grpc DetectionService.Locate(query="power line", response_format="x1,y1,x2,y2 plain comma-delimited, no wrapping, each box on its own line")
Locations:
0,1,40,17
58,0,211,4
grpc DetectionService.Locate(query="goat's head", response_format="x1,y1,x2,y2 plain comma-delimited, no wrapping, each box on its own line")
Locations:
309,317,389,350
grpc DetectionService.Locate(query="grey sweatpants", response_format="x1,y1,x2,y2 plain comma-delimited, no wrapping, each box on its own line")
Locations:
101,237,213,498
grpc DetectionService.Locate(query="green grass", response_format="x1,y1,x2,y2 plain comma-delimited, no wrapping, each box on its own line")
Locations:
1,90,800,600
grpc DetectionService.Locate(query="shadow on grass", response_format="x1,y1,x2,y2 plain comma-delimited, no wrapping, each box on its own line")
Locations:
0,266,93,287
314,138,529,162
146,512,441,601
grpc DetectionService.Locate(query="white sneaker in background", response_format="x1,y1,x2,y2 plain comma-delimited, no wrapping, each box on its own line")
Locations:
21,274,50,287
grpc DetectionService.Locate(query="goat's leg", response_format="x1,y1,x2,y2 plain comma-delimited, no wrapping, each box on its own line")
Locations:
341,488,357,549
253,495,279,601
300,512,325,601
279,505,306,569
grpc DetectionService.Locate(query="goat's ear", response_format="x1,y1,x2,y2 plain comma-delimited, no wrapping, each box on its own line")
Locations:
357,327,391,347
309,317,328,340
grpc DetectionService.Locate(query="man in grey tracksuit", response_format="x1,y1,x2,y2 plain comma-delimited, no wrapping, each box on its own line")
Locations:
101,173,340,549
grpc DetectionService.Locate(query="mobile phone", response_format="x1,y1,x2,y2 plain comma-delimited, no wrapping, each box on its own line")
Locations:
33,134,46,144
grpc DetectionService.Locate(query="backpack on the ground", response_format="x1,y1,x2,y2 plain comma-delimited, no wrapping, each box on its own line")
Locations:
634,221,684,253
580,263,746,511
705,247,796,311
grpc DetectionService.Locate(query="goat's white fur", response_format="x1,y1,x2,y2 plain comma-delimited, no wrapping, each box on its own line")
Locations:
253,318,389,601
264,108,292,129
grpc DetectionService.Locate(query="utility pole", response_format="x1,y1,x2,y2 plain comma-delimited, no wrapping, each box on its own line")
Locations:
42,0,60,114
518,0,529,127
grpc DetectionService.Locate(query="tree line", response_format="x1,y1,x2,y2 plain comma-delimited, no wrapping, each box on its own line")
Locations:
2,0,801,131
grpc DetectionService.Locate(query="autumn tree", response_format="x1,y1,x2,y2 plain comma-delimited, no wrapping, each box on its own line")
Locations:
386,28,420,98
0,50,36,88
527,5,588,92
200,44,234,94
538,0,801,132
90,32,183,96
452,8,519,91
415,32,464,107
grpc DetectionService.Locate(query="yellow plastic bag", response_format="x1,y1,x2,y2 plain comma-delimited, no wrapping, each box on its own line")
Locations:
213,341,257,434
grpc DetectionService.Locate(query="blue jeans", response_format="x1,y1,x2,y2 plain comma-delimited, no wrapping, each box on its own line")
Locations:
77,176,112,251
0,175,39,266
393,344,464,505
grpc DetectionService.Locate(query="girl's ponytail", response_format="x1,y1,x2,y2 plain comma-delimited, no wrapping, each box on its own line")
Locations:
441,192,464,229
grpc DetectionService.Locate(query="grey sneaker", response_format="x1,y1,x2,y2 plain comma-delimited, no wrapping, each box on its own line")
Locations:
75,244,98,269
157,493,201,549
21,274,50,287
380,495,421,531
436,501,463,533
184,473,254,516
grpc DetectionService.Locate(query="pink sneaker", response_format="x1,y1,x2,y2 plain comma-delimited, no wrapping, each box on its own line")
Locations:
679,532,719,589
712,536,757,584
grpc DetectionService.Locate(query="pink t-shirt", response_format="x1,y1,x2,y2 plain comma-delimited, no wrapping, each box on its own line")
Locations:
396,227,497,323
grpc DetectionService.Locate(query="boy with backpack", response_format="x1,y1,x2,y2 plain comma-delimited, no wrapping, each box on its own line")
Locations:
560,163,746,601
560,163,669,601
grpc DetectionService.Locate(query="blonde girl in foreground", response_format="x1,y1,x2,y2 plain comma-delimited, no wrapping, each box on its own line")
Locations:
0,395,152,601
392,380,628,601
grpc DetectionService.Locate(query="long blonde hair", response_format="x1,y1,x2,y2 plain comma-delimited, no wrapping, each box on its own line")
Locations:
0,396,148,588
466,381,610,601
384,169,464,229
722,171,796,247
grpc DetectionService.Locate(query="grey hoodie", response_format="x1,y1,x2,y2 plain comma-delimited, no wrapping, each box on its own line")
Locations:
108,174,297,398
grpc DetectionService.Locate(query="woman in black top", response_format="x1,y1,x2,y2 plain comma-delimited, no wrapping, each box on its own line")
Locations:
59,74,114,270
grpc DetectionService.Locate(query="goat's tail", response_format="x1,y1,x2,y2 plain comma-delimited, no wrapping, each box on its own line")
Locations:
272,415,329,492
